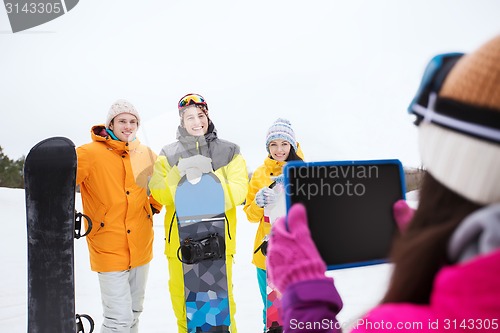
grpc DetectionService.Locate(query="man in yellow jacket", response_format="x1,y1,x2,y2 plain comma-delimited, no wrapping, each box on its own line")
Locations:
149,93,248,332
76,100,162,333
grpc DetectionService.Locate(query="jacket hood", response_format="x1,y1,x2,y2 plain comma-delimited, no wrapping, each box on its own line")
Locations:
90,124,141,150
91,125,108,142
160,120,239,171
295,143,305,160
448,204,500,263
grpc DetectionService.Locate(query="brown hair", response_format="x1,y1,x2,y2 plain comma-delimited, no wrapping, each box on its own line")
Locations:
180,105,209,127
382,172,481,304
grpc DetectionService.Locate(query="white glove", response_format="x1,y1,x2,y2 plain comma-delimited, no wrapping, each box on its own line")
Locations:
271,174,284,186
255,187,277,208
177,155,213,184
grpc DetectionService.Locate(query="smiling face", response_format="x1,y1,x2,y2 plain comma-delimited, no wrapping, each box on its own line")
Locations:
182,106,209,136
268,139,291,162
109,113,138,142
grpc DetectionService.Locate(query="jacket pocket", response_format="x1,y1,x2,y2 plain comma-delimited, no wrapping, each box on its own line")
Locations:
167,211,177,244
143,203,154,226
87,202,106,238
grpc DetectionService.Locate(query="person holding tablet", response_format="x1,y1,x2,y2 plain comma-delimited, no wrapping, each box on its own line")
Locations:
267,35,500,332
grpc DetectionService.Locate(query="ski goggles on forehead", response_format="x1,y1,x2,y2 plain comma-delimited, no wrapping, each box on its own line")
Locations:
408,52,500,144
178,94,207,109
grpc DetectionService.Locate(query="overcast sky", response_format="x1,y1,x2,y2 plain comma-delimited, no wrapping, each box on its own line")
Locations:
1,0,499,170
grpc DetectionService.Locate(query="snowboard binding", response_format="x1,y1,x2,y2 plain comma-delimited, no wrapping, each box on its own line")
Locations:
76,313,95,333
267,322,283,333
74,211,92,239
178,233,225,264
254,234,269,256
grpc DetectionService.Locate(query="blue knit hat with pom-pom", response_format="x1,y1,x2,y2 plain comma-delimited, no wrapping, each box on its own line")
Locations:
265,118,298,153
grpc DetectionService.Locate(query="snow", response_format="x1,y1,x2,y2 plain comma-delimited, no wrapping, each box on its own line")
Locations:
0,186,395,332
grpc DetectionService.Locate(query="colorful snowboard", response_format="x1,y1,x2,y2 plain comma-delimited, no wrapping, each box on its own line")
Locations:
263,183,285,333
175,173,230,332
24,137,94,333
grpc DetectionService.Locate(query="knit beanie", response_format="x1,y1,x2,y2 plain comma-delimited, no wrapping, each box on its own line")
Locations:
265,118,298,154
106,99,140,128
413,35,500,204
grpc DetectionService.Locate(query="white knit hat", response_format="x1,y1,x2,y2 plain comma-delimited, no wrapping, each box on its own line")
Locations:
265,118,298,153
414,35,500,205
106,99,140,128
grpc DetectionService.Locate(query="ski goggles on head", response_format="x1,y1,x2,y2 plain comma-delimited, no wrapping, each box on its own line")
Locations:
178,93,208,110
408,52,500,144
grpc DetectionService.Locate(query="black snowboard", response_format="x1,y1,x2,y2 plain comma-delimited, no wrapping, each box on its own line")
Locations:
24,137,92,333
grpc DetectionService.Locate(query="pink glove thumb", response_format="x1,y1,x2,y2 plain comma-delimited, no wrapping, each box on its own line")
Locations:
267,203,326,293
393,199,415,232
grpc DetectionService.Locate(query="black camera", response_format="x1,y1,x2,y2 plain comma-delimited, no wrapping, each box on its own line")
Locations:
178,233,225,264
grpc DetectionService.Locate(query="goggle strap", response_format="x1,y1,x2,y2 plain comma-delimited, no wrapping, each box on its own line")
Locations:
178,94,207,109
412,99,500,144
436,98,500,130
407,53,464,115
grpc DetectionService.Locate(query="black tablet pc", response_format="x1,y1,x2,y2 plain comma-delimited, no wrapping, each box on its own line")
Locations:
283,159,406,270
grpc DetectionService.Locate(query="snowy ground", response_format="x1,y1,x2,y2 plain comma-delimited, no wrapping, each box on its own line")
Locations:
0,187,395,332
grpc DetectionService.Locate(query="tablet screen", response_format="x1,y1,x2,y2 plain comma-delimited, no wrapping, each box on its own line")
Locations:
284,160,405,270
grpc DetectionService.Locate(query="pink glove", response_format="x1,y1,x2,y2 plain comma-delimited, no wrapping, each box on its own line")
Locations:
393,199,415,232
267,203,326,293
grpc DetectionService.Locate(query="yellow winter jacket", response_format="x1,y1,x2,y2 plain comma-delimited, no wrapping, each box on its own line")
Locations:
76,125,162,272
244,144,304,270
149,125,249,258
